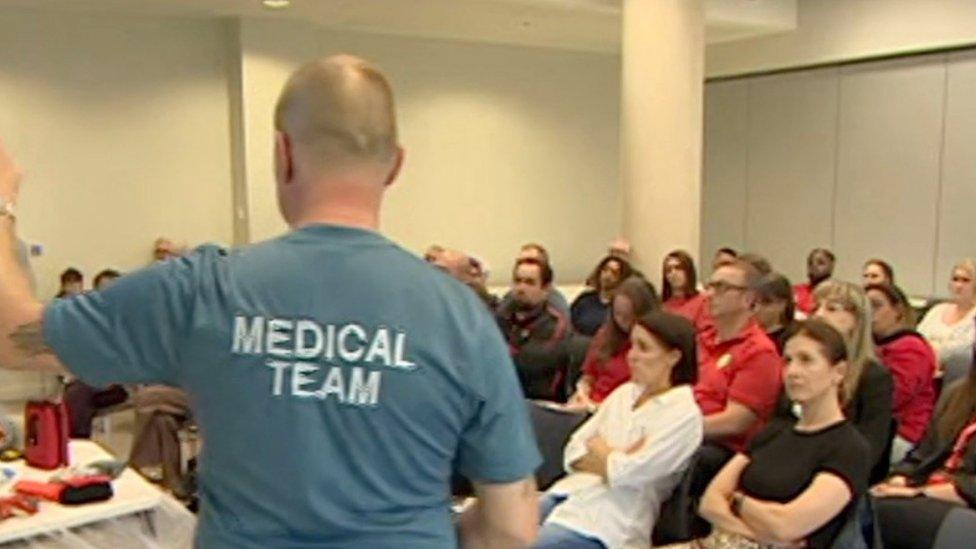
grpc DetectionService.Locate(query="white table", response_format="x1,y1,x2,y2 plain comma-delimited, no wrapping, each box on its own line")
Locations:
0,440,195,548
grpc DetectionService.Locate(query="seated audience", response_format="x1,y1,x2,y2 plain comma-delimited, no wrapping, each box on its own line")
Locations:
736,252,772,276
663,249,707,327
867,283,937,462
499,242,570,314
862,258,895,287
152,237,182,263
55,267,83,298
607,237,632,261
63,267,129,438
873,368,976,549
776,280,894,481
694,260,782,475
93,269,121,291
536,312,702,549
422,244,444,263
918,259,976,387
433,248,497,310
711,247,738,273
496,258,570,400
467,255,500,310
692,321,870,549
753,272,796,355
567,276,661,410
571,255,633,337
793,248,835,316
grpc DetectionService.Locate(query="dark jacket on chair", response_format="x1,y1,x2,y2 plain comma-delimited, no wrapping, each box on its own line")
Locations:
891,380,976,508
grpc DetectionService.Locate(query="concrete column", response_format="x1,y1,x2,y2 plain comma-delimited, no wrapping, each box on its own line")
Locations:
620,0,706,278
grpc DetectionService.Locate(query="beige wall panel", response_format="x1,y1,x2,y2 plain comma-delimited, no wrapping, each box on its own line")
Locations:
240,19,622,285
744,68,838,283
701,80,748,274
833,56,946,296
933,51,976,298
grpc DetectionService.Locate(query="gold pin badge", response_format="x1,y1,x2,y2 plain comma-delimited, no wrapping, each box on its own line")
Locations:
717,353,733,369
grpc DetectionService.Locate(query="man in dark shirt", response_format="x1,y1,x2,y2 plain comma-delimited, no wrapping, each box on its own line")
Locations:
496,258,570,401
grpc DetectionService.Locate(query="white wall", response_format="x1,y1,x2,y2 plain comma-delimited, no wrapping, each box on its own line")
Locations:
0,10,236,300
0,10,236,399
706,0,976,77
702,52,976,298
238,18,622,285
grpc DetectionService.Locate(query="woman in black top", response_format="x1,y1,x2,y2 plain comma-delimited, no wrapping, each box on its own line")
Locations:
872,370,976,549
695,320,870,549
773,280,893,483
570,256,632,336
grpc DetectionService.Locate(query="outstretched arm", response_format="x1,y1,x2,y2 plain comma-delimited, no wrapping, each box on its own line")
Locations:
0,140,65,374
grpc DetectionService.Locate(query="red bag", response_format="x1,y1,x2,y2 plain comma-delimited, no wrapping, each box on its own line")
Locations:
24,400,69,470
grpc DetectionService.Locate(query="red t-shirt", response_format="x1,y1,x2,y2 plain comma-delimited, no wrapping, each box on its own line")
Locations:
664,294,707,326
875,331,936,443
694,320,783,453
581,327,631,403
793,283,815,316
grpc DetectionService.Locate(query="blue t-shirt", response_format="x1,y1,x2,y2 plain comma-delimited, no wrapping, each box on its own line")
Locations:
44,225,541,548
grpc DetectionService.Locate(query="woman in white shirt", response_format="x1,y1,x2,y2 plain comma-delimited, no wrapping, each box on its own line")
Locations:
534,311,703,549
918,259,976,387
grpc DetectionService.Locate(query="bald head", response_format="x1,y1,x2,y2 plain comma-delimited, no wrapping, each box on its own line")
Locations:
275,55,398,171
434,249,474,283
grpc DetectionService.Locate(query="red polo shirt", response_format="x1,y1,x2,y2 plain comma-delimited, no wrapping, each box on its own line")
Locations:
664,294,707,326
694,320,783,453
580,327,631,404
793,283,815,316
875,331,936,444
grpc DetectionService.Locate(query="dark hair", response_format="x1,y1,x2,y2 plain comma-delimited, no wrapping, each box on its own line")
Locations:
808,248,836,264
596,276,661,362
513,257,553,287
756,272,795,327
737,253,772,276
632,311,698,386
588,255,633,293
938,370,976,442
865,283,916,328
864,259,895,284
716,247,738,258
662,250,699,301
520,243,550,264
94,269,121,289
60,268,83,284
787,319,849,365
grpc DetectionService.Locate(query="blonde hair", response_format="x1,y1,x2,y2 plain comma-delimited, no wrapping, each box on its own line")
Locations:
813,280,878,406
953,259,976,282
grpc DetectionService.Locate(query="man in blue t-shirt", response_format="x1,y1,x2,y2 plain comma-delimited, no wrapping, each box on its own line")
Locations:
0,55,541,548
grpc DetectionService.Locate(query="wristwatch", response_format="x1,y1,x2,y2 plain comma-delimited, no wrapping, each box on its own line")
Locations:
0,196,14,219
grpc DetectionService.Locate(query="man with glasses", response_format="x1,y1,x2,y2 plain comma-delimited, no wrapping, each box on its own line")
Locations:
694,259,783,475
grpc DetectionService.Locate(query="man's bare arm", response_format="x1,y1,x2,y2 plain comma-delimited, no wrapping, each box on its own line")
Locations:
11,320,52,357
458,476,539,548
0,140,65,374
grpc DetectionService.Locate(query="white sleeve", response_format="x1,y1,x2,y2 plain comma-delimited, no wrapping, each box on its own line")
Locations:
938,318,975,368
606,402,703,490
916,305,941,340
562,391,615,471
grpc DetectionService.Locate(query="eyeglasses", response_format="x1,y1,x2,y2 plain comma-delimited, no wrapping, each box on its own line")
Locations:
705,280,748,294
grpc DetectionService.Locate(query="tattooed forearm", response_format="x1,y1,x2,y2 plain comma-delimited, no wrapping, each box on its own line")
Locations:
9,320,52,357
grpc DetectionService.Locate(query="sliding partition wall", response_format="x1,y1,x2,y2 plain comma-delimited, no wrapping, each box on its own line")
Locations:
702,50,976,298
